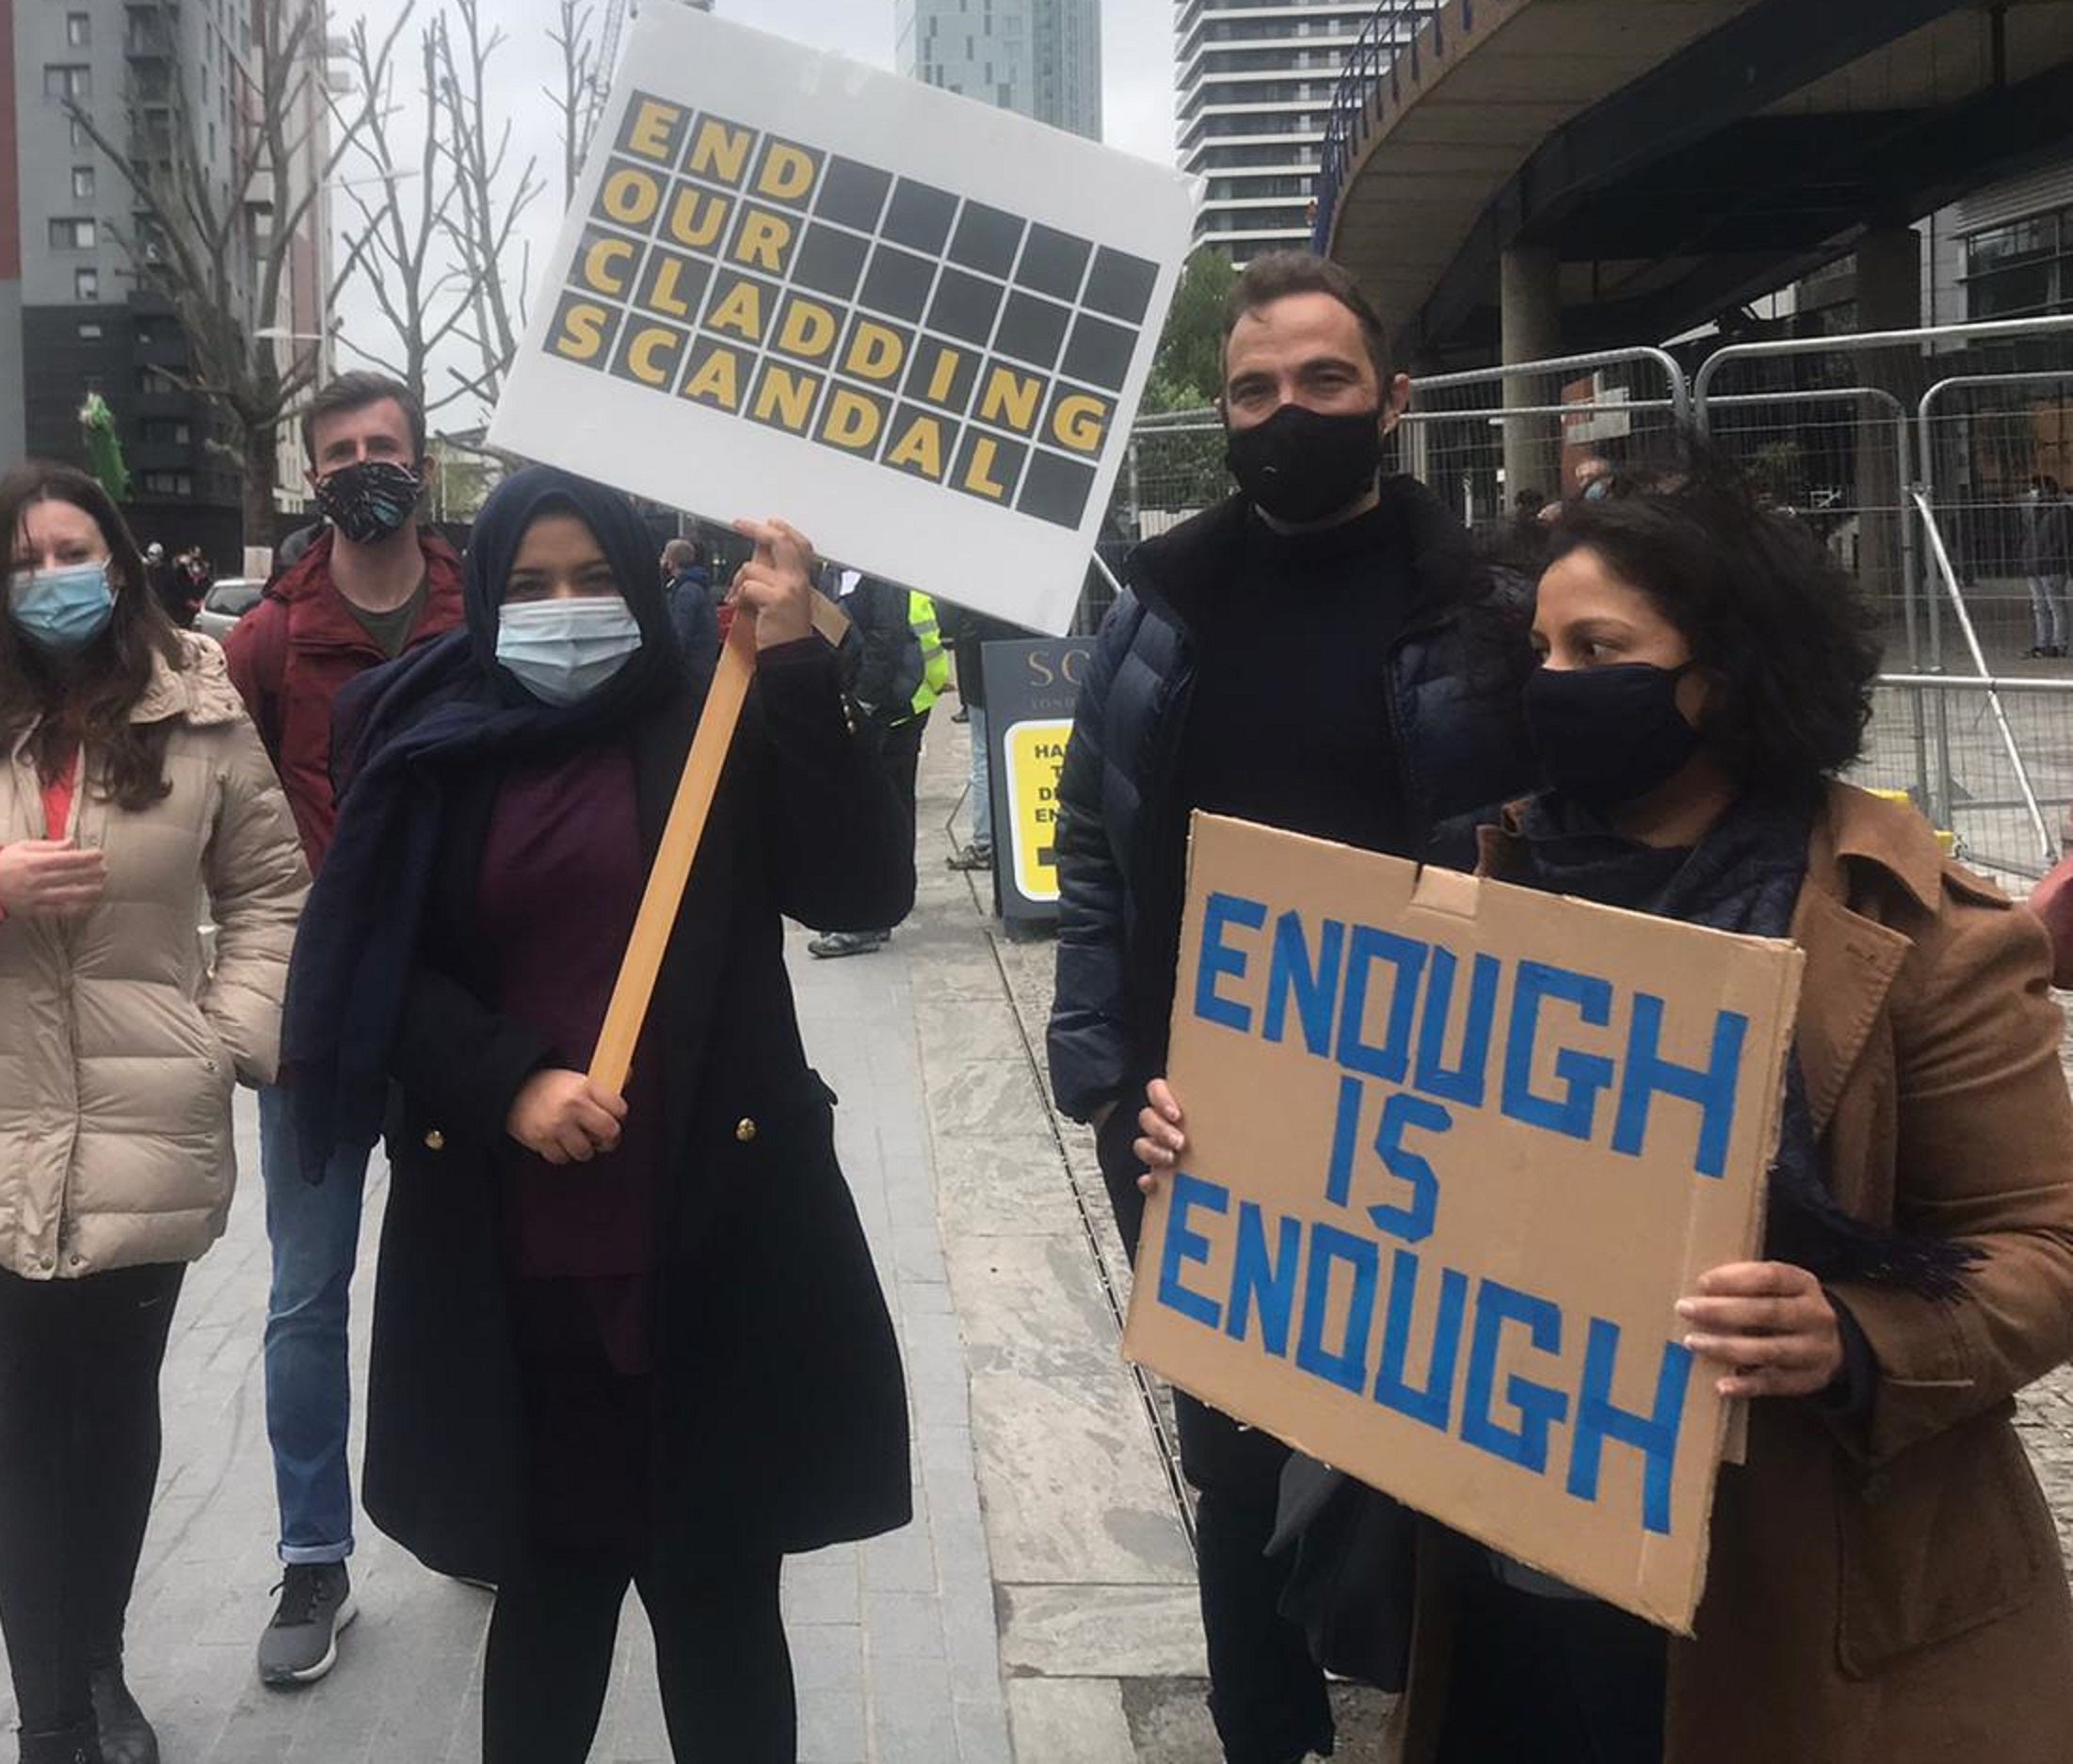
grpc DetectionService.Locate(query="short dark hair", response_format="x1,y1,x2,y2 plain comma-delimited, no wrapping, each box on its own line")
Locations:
1545,443,1882,789
1221,250,1391,387
300,371,426,465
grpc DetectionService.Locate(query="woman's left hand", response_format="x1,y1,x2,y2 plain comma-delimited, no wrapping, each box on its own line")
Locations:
729,517,817,650
1677,1261,1843,1399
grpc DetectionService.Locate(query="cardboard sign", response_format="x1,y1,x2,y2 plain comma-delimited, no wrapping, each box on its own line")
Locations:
979,635,1093,921
1121,815,1804,1631
489,6,1195,636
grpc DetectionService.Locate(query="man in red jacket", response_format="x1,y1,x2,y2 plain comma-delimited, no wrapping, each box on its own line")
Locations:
224,371,465,1688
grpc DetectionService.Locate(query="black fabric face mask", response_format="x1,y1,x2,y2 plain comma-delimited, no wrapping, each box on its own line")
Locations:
315,459,425,546
1224,404,1382,525
1524,661,1703,810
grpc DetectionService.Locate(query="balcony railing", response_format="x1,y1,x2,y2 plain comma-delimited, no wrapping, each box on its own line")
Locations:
1310,1,1456,249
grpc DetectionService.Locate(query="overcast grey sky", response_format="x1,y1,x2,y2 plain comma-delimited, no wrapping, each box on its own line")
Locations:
328,0,1180,425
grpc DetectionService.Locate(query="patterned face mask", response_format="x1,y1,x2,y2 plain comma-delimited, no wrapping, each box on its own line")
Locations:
313,459,425,545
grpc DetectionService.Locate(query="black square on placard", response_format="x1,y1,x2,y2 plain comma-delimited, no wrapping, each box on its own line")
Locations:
570,225,648,304
660,180,734,255
791,224,871,302
546,291,624,372
592,158,669,234
905,334,979,413
680,336,753,412
1063,313,1136,393
724,204,802,280
770,290,846,368
815,157,893,232
701,269,780,346
860,244,936,323
880,403,958,485
882,179,958,254
952,429,1030,508
1084,247,1160,325
836,311,914,390
993,290,1071,370
1016,224,1093,301
1043,380,1117,457
749,135,826,210
970,357,1050,441
634,249,711,326
818,381,896,456
745,358,827,437
614,92,690,168
607,318,690,392
1018,451,1098,530
949,202,1023,278
927,268,1004,346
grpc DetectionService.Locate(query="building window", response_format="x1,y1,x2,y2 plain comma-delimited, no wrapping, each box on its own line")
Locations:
77,321,103,340
72,166,94,200
142,418,192,445
43,64,91,102
1966,213,2068,320
75,267,100,301
140,471,195,497
70,116,90,149
50,216,97,249
66,12,90,47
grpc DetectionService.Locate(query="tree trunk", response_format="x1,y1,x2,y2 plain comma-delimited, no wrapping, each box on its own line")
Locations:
242,423,281,561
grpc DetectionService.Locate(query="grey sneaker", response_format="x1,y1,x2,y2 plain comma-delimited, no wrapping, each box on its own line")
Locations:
808,929,888,958
257,1562,357,1686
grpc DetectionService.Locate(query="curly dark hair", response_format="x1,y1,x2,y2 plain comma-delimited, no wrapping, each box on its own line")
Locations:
0,461,183,810
1544,442,1882,789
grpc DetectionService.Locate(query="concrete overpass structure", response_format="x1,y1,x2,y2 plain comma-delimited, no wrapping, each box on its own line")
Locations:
1315,0,2073,366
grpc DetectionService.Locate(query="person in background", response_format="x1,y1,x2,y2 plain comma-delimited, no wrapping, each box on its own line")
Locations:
222,370,465,1687
281,467,913,1762
1134,453,2073,1764
809,567,947,958
940,603,1027,874
1049,249,1533,1764
2019,473,2073,659
660,537,717,660
0,462,307,1764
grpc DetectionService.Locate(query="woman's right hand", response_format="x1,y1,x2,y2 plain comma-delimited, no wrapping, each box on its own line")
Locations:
506,1068,627,1165
0,840,106,919
1133,1078,1188,1195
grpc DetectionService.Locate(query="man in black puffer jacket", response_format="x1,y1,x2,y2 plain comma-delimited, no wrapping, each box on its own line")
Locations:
1048,251,1534,1764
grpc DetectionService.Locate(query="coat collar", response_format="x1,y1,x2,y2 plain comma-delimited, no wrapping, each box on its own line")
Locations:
130,631,247,728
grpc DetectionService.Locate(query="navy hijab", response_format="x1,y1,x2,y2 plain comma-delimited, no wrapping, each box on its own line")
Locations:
281,466,705,1181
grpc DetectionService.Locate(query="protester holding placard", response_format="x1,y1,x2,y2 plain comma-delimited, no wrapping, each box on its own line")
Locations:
1132,456,2073,1764
1049,250,1534,1764
279,467,914,1763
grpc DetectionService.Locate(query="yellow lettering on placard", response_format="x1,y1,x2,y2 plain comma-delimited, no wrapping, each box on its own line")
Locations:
579,236,636,298
821,390,884,452
925,349,964,405
1053,393,1108,454
600,166,664,228
777,298,838,361
731,209,795,274
644,255,698,318
977,365,1042,434
962,437,1010,501
626,98,684,164
844,321,906,382
665,186,731,250
887,414,946,478
706,281,766,342
682,346,743,410
685,118,753,186
755,140,818,202
626,326,678,387
752,365,818,432
552,301,610,362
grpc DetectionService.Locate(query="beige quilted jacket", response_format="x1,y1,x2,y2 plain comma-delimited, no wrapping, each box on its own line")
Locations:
0,632,308,1277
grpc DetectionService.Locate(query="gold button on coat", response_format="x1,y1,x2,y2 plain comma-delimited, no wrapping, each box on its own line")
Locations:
735,1117,758,1143
424,1129,446,1151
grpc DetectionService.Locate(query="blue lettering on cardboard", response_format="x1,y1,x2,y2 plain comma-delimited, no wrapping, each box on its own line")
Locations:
1262,910,1344,1056
1501,961,1616,1142
1227,1200,1300,1356
1195,892,1266,1034
1334,926,1428,1085
1373,1246,1469,1431
1567,1318,1691,1536
1460,1278,1571,1474
1294,1223,1378,1393
1158,1171,1228,1328
1612,995,1748,1179
1414,947,1501,1107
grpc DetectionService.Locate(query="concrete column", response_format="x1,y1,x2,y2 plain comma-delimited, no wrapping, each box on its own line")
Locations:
1501,244,1563,513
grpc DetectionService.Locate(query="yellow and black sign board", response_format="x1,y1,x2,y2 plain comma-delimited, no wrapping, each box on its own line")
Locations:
981,636,1095,922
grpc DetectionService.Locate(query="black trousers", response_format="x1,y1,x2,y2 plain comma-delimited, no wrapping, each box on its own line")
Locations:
483,1282,795,1763
1097,1109,1332,1764
0,1262,185,1736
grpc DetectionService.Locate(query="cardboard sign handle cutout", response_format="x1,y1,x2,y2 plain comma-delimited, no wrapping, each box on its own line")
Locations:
588,594,849,1095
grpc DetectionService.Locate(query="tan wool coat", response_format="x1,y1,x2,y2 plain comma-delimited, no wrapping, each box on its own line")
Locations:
0,633,308,1278
1388,782,2073,1764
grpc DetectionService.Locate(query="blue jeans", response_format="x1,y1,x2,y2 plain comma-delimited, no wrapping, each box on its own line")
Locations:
257,1085,370,1565
968,704,992,851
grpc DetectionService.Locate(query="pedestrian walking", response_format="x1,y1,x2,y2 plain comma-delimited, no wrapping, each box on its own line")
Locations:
0,462,307,1764
1133,452,2073,1764
221,370,465,1685
1048,249,1534,1764
2020,474,2073,658
279,467,914,1763
940,604,1027,874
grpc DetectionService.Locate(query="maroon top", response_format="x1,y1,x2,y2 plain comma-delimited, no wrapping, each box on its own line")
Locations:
479,743,661,1370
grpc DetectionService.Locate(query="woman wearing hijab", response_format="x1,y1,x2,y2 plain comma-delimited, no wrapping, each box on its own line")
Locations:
1129,457,2073,1764
282,467,914,1762
0,462,306,1764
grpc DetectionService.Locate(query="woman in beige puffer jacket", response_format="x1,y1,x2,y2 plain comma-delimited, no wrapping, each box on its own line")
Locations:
0,463,307,1764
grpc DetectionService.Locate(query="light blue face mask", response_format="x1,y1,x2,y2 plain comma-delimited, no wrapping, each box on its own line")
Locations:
494,595,643,707
9,559,115,650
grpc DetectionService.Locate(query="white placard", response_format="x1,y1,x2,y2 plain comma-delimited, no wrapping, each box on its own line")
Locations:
489,6,1196,635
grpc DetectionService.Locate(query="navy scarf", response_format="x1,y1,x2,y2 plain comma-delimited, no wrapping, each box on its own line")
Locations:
281,467,708,1182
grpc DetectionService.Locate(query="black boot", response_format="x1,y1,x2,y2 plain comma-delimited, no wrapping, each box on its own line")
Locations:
17,1723,99,1764
87,1665,154,1764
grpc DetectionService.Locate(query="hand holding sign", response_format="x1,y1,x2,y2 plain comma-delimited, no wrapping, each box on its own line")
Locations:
729,517,817,649
1677,1262,1844,1400
507,1068,629,1165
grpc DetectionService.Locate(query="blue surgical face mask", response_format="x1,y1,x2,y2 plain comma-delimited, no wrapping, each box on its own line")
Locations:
494,595,643,707
9,560,116,651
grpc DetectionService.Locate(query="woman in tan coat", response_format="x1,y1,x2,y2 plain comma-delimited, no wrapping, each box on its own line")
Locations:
1133,458,2073,1763
0,464,307,1764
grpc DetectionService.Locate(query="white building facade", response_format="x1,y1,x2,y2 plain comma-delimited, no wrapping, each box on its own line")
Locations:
897,0,1102,142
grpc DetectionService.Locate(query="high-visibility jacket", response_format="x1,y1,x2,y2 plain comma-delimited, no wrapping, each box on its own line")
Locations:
907,590,951,718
